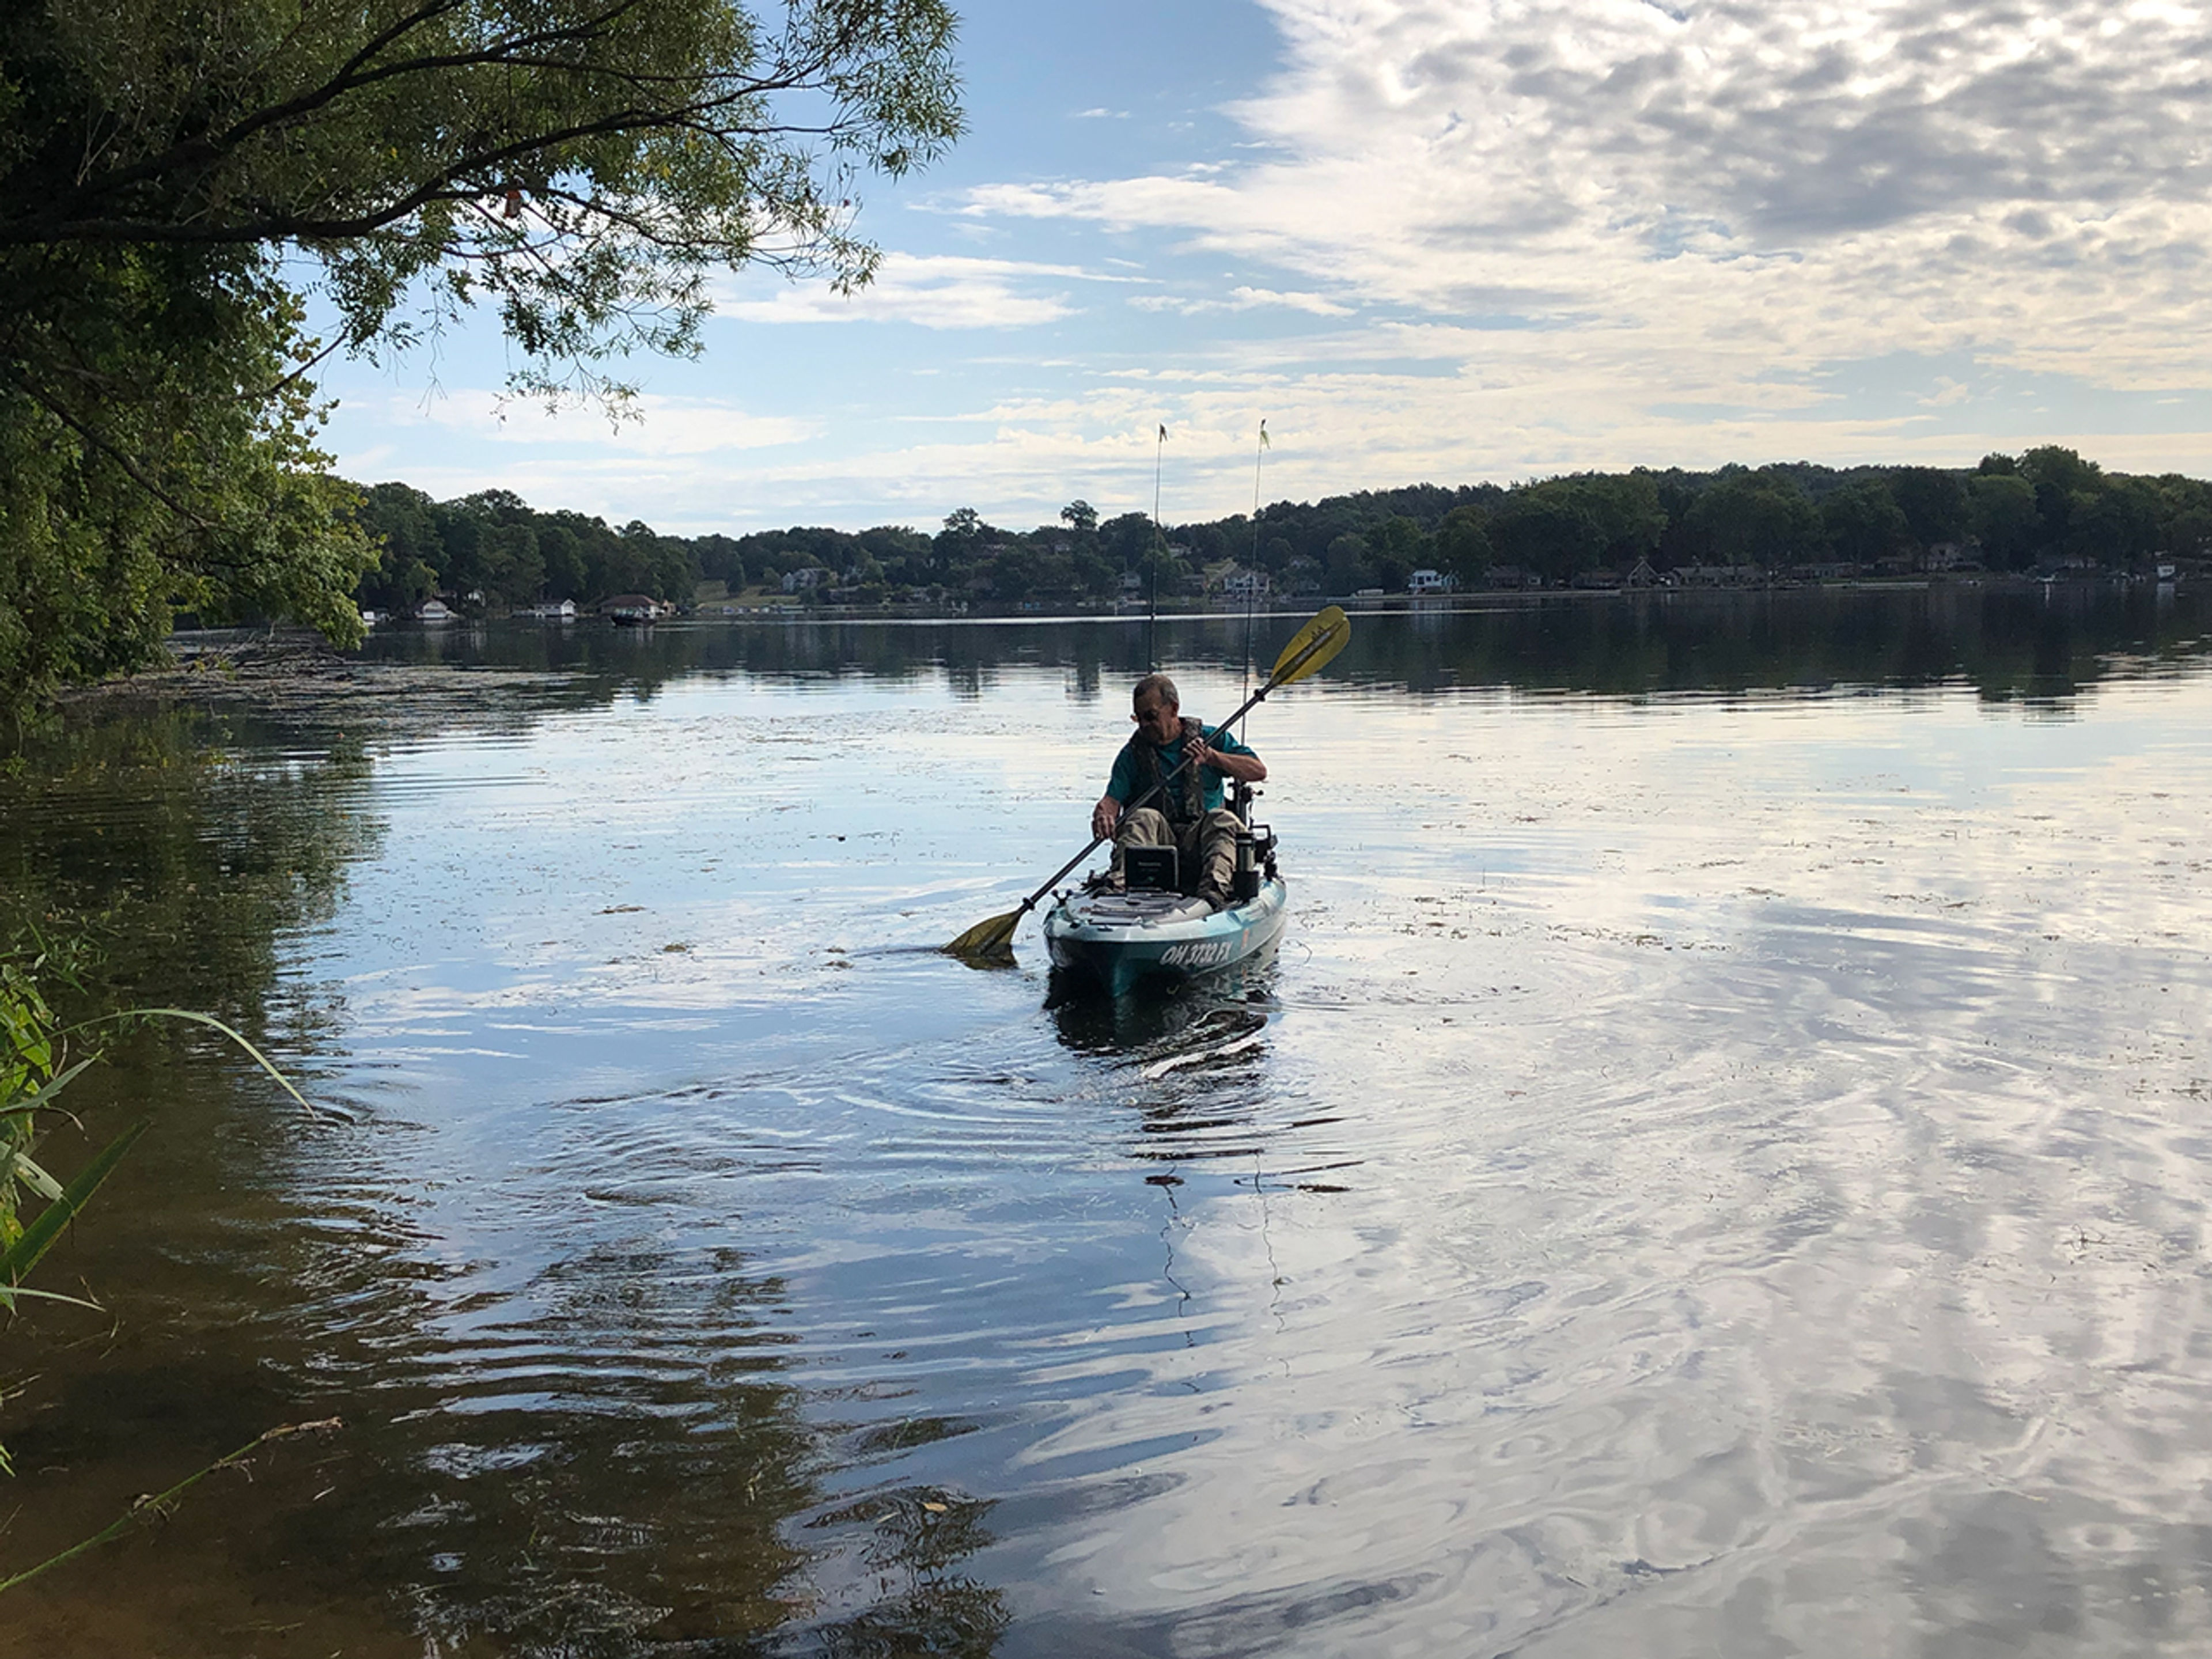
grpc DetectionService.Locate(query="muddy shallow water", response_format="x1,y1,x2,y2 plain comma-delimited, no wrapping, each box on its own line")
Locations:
4,586,2211,1657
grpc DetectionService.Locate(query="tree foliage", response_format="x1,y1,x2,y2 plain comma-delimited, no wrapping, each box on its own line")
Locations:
347,445,2212,616
354,483,953,606
0,248,374,700
0,0,961,708
1967,472,2040,566
1820,479,1911,566
1684,469,1824,567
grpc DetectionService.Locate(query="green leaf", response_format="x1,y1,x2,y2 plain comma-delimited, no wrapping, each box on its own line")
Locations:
5,1058,96,1117
3,1152,63,1203
0,1418,340,1592
0,1119,149,1290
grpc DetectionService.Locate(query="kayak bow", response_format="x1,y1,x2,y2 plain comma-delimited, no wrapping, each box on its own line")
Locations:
1042,877,1289,998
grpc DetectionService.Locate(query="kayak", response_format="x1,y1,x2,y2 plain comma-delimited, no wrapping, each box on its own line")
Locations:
1042,876,1289,998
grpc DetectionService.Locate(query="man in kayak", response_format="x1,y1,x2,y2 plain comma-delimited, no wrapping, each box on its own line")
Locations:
1090,672,1267,908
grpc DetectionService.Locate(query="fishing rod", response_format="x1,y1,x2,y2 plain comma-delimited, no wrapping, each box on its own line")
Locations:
1149,421,1166,671
1241,416,1268,736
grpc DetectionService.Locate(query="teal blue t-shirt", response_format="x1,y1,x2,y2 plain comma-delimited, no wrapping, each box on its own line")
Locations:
1107,723,1256,813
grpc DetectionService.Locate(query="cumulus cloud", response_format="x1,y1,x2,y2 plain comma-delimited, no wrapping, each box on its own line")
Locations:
964,0,2212,385
1132,284,1355,316
395,392,819,453
716,253,1135,329
327,1,2212,534
350,336,2212,536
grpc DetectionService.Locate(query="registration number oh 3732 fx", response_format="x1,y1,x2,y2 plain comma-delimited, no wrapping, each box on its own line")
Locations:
1159,938,1236,969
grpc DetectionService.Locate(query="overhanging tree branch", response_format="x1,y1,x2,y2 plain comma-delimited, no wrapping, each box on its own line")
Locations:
1,369,215,532
0,0,962,708
0,0,881,251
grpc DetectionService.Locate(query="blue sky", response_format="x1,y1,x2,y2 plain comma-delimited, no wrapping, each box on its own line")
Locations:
318,0,2212,536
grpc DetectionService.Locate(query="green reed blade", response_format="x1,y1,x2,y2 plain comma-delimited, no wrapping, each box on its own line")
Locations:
62,1009,318,1117
0,1418,342,1594
2,1150,63,1203
0,1119,147,1290
0,1283,107,1312
2,1058,95,1115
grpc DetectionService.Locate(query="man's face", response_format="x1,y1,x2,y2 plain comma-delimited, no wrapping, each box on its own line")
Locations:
1131,694,1180,744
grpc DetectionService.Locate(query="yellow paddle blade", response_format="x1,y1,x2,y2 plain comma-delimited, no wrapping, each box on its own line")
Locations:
1269,604,1351,687
944,908,1021,957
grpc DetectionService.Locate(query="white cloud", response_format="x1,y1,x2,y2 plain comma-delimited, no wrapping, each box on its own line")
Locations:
962,0,2212,386
1132,285,1354,317
392,391,819,453
376,338,2169,538
325,1,2212,533
716,253,1136,329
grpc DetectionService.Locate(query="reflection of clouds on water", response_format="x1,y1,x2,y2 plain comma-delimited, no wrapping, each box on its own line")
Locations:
10,611,2212,1653
989,675,2212,1651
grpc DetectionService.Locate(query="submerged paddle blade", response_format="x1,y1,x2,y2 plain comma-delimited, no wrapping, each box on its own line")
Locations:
1269,604,1351,688
944,909,1021,958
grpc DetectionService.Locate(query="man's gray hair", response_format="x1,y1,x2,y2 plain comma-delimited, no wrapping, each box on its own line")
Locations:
1132,672,1179,709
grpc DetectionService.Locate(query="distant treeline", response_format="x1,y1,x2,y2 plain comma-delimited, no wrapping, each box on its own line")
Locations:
350,446,2210,613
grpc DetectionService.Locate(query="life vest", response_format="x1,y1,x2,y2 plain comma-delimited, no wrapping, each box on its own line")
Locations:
1122,717,1210,828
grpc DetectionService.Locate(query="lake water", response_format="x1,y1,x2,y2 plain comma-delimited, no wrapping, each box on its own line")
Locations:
5,585,2211,1657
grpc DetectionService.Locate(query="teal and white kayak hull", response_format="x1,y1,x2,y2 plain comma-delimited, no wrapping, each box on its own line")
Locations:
1042,878,1289,997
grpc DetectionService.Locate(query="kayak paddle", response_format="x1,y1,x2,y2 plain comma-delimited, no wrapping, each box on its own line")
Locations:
945,605,1351,959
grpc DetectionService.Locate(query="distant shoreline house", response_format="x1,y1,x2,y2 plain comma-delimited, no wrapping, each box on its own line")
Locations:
1407,568,1454,595
598,593,669,623
416,597,457,624
1666,563,1751,588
